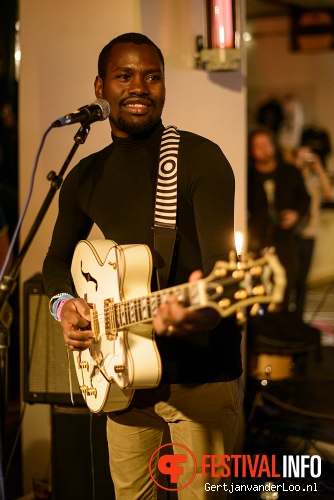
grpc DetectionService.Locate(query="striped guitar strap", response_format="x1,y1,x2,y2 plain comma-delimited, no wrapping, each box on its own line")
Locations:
153,125,180,290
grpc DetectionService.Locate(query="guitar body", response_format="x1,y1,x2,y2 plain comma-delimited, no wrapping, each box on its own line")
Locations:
71,239,162,413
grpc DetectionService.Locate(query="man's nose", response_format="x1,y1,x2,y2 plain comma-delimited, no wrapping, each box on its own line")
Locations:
129,75,149,94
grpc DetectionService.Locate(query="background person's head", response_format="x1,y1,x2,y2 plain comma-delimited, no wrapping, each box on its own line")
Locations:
248,127,278,171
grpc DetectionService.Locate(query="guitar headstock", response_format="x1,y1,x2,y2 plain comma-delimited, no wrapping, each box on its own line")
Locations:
204,248,286,322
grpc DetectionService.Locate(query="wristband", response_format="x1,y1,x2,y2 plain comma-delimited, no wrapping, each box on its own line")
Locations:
56,298,72,321
49,293,74,320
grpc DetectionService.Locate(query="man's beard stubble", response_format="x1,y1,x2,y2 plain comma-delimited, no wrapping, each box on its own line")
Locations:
110,112,162,138
108,91,166,137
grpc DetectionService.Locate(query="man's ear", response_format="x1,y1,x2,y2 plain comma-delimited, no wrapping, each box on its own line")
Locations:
94,75,103,99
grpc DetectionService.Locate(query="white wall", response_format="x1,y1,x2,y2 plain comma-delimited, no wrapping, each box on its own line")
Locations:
19,0,247,494
246,16,334,283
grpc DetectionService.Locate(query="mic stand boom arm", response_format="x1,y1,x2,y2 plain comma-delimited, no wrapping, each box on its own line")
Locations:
0,122,91,491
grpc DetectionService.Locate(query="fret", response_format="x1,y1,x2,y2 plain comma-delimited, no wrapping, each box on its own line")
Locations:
126,300,131,325
189,282,200,306
134,297,141,322
160,289,169,304
173,285,185,305
150,294,159,317
183,285,191,306
141,296,149,321
120,302,127,327
115,303,120,329
129,299,137,324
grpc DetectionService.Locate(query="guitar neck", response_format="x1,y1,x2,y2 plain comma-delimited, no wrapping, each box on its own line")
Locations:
104,281,204,332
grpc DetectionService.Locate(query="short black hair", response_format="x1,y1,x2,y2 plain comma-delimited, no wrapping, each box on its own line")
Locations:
98,32,165,81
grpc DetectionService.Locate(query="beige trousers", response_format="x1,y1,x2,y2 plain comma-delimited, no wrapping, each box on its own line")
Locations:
107,379,244,500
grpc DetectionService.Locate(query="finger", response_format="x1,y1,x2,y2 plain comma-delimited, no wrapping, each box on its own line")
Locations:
65,338,92,351
61,309,92,333
62,298,92,323
73,299,92,322
64,330,92,351
189,270,202,282
65,326,93,340
158,297,187,325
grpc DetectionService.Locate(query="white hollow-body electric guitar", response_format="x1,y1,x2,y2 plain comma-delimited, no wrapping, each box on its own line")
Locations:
70,239,286,413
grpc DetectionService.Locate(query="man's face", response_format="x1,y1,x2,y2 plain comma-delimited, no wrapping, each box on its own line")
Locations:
95,42,166,137
251,133,276,165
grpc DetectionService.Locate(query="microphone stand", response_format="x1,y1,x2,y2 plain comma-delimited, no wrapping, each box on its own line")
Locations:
0,122,92,497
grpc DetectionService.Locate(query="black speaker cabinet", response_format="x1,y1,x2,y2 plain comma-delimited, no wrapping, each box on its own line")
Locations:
52,405,114,500
23,273,83,405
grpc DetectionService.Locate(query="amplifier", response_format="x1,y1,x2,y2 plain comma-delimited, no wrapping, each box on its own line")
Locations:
51,405,114,500
23,273,83,405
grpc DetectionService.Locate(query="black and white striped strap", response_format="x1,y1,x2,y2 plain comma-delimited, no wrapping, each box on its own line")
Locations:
154,125,180,229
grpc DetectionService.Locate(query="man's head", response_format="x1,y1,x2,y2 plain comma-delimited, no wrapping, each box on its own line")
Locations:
97,33,165,82
95,33,166,137
248,127,278,172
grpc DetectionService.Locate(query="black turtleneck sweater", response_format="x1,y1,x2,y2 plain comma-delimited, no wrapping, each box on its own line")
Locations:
43,121,242,383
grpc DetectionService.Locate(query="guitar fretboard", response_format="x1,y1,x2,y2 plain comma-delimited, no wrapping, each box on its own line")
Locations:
104,281,203,332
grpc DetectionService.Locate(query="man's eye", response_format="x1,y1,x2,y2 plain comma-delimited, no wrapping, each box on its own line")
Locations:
117,75,130,80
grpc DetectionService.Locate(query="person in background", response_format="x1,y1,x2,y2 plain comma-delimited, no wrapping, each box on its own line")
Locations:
247,127,310,310
293,145,333,316
42,32,243,499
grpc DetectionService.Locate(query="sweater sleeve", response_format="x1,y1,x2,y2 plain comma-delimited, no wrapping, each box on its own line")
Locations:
180,134,236,277
42,163,94,298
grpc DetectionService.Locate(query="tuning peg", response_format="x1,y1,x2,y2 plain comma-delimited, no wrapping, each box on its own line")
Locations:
250,265,263,277
214,267,227,278
218,298,231,309
232,269,245,280
252,285,266,296
236,310,246,325
250,303,260,316
268,302,278,312
234,289,248,300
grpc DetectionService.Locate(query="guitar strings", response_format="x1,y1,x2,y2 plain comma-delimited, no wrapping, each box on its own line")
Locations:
88,282,195,321
86,280,237,327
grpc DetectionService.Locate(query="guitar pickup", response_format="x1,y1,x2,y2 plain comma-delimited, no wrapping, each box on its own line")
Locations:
88,303,100,341
104,298,118,340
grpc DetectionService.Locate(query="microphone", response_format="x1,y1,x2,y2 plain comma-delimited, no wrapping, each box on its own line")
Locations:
52,99,110,127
